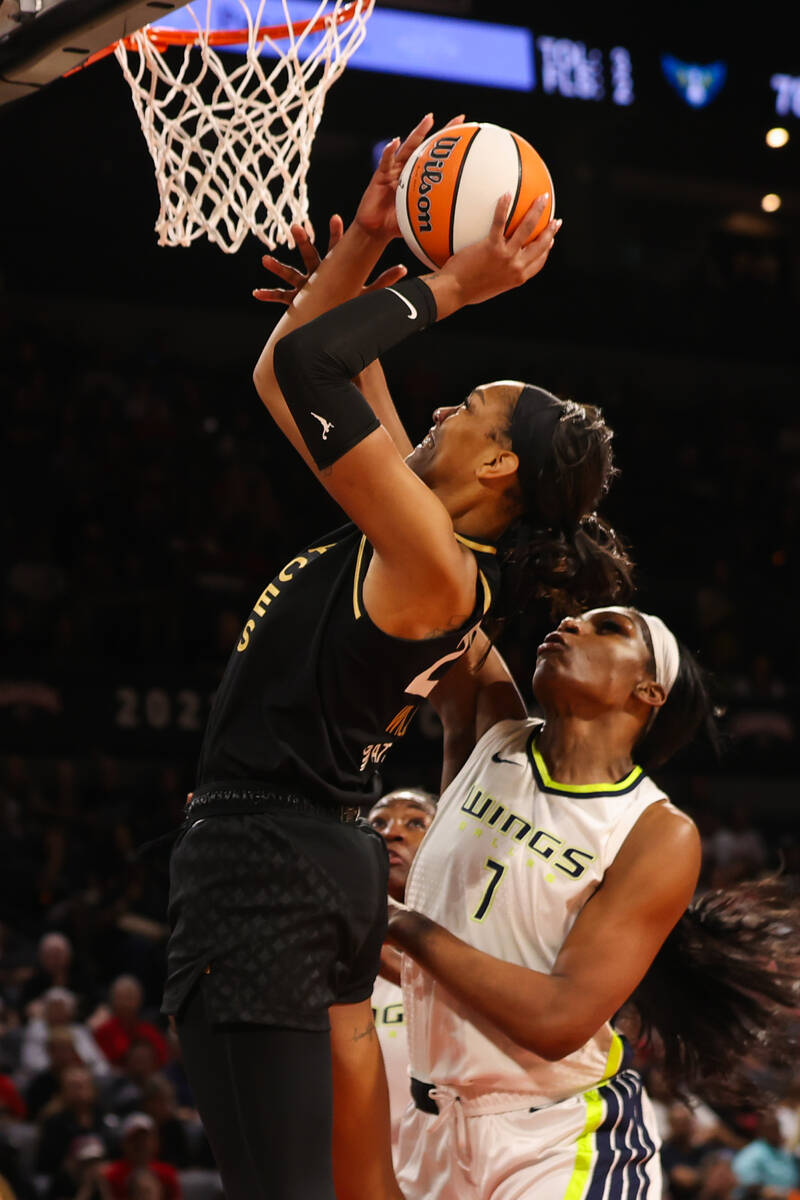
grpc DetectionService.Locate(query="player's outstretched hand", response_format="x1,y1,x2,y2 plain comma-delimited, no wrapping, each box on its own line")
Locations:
354,112,466,244
253,215,407,304
429,193,562,316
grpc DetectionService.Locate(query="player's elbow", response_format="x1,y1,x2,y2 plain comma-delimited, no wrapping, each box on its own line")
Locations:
516,1007,600,1062
527,1031,587,1062
256,327,313,408
252,361,267,399
271,326,305,387
512,1028,579,1061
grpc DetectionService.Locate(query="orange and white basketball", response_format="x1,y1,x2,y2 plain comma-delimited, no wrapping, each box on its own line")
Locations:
395,121,554,270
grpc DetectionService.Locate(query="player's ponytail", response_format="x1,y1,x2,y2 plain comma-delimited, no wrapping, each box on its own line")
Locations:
497,400,634,618
635,639,722,772
628,878,800,1104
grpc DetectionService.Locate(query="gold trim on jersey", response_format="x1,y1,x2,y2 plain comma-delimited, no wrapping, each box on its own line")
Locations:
478,569,492,615
454,532,497,555
353,537,493,622
352,534,368,619
530,737,642,795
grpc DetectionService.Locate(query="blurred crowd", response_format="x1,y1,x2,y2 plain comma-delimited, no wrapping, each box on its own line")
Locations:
0,929,220,1199
2,305,799,1199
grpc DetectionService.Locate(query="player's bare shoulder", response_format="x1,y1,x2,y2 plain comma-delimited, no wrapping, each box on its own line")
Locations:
637,797,700,850
605,797,701,917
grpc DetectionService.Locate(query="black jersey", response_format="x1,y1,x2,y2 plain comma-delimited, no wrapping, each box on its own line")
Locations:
196,522,500,810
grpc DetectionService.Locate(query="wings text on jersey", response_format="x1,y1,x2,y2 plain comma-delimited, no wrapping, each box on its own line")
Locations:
372,1002,404,1026
461,782,596,879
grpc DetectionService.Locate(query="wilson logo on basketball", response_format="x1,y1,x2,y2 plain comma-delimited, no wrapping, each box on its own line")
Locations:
397,122,553,270
413,135,459,233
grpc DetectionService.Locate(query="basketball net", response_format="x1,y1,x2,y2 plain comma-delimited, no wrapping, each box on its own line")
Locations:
114,0,374,253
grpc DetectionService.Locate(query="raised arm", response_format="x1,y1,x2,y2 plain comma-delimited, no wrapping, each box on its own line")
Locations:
387,802,701,1059
253,114,443,469
429,630,527,791
255,216,414,458
268,195,560,635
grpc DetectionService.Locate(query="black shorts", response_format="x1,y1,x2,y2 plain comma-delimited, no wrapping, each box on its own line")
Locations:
162,806,389,1030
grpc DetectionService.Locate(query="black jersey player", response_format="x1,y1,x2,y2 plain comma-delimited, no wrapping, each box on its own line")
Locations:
164,114,632,1200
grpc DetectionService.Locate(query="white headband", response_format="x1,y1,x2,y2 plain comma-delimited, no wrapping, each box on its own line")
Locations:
637,612,681,694
604,608,681,694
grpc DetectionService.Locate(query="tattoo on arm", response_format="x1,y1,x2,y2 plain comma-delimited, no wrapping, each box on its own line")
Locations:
352,1017,376,1043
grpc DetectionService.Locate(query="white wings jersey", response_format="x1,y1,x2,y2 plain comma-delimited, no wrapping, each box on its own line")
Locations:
371,975,410,1154
403,717,668,1110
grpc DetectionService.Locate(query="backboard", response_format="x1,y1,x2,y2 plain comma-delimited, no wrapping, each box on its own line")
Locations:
0,0,192,104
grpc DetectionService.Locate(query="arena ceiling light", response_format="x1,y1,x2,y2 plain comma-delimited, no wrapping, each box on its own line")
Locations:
765,127,790,148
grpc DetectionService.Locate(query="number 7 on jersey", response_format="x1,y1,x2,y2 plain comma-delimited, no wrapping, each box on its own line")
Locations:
472,858,506,922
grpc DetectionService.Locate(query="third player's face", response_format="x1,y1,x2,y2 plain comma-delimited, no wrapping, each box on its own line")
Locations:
405,385,515,489
368,798,434,901
532,608,655,715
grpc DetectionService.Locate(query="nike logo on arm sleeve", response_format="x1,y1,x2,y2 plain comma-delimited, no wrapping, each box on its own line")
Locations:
386,288,418,320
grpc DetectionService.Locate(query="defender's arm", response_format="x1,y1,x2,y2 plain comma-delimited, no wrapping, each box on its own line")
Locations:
388,803,701,1059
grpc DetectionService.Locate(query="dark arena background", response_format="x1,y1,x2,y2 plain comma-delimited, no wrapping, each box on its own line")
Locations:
1,5,799,1198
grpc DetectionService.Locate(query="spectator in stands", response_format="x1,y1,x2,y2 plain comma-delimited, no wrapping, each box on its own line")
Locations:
21,990,108,1083
705,801,769,888
661,1101,712,1199
0,996,23,1082
140,1078,190,1170
36,1065,112,1179
777,1080,800,1155
45,1133,110,1200
93,980,168,1070
731,1110,800,1197
101,1040,161,1119
126,1169,163,1200
0,1067,35,1197
729,654,794,756
25,1027,82,1120
101,1114,179,1200
20,934,94,1017
0,1138,38,1200
0,1074,26,1122
697,1152,738,1200
0,922,36,1010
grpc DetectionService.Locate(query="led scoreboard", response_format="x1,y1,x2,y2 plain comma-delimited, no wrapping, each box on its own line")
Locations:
152,4,799,129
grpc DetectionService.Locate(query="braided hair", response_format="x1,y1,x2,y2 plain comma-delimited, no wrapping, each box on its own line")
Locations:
496,395,634,619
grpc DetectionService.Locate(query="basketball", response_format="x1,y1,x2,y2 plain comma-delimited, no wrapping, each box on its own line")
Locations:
395,121,555,270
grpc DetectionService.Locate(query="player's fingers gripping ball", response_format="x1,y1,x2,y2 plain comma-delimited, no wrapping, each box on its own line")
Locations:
395,121,554,270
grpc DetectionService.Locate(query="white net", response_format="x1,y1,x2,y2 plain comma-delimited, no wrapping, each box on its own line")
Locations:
115,0,374,253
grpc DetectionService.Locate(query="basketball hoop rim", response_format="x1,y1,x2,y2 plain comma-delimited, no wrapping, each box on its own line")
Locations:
138,0,366,48
66,0,369,74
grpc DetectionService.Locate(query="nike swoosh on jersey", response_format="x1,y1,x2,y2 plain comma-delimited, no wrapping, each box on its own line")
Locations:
491,752,524,766
386,287,418,320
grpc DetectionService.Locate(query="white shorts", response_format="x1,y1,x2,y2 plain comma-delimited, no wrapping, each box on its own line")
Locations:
395,1069,662,1200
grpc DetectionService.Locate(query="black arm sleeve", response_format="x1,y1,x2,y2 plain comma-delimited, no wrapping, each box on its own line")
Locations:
272,276,437,470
